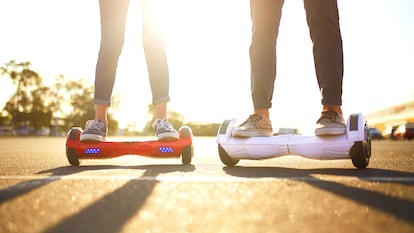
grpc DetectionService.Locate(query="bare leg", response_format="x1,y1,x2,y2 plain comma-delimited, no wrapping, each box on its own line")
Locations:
154,101,167,120
95,104,109,126
254,108,270,120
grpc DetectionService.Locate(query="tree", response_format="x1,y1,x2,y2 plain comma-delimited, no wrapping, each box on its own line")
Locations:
62,79,118,135
1,60,51,132
0,60,121,135
0,110,12,125
30,86,53,131
0,60,41,91
63,79,94,129
48,75,67,136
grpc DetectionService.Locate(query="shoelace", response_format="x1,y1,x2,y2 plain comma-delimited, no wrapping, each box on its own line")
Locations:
240,114,262,126
153,119,173,132
318,110,344,124
157,121,173,130
320,110,338,119
86,120,105,131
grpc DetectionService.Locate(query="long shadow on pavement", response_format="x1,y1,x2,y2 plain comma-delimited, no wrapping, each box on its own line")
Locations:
223,167,414,224
44,164,194,233
0,166,85,204
0,164,194,233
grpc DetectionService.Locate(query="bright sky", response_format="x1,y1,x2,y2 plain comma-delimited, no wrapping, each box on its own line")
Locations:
0,0,413,134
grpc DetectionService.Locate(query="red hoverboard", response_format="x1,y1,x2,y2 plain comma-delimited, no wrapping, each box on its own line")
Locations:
65,126,194,166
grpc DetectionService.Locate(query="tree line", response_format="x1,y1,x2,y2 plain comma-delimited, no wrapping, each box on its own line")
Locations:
0,60,219,136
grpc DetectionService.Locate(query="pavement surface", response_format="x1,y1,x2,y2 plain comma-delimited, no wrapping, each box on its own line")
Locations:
0,137,413,233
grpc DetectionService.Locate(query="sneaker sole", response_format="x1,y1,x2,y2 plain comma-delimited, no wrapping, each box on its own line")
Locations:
232,130,273,137
314,128,346,136
157,133,180,141
80,134,105,142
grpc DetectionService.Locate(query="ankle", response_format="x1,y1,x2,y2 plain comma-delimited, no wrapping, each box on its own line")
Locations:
323,105,342,115
95,119,107,126
254,109,270,120
95,104,109,125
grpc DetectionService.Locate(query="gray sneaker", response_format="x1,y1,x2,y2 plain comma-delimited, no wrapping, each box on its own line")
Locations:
315,110,346,136
152,119,179,140
232,113,273,137
80,119,107,142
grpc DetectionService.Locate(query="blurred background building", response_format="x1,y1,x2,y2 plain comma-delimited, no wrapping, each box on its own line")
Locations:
366,100,414,140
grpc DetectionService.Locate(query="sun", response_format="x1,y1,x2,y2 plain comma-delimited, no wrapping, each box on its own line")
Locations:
139,0,171,33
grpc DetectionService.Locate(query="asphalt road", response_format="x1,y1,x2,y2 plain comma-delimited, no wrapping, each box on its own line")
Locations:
0,137,413,233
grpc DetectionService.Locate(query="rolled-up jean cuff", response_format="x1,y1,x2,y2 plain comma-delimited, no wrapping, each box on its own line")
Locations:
253,102,272,110
93,98,111,106
152,96,170,105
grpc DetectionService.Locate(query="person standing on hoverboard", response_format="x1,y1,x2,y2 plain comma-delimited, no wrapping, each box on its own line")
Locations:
80,0,179,142
232,0,346,137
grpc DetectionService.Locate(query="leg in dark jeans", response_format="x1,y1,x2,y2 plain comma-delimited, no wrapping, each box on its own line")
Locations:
95,0,170,105
140,0,177,140
81,0,129,141
84,0,178,142
233,0,346,137
304,0,344,106
141,0,170,105
249,0,284,110
94,0,130,106
304,0,345,136
231,0,284,137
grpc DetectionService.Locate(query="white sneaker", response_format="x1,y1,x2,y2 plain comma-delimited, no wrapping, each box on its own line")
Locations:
315,111,346,136
80,119,107,142
231,113,273,137
152,119,179,140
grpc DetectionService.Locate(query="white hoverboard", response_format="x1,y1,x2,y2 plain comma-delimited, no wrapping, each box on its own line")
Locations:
216,113,371,169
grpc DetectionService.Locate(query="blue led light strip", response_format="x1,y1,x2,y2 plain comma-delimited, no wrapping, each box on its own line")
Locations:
159,147,174,153
84,148,100,154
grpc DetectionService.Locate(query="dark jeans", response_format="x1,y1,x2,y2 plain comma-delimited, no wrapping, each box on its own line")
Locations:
250,0,344,109
94,0,170,106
